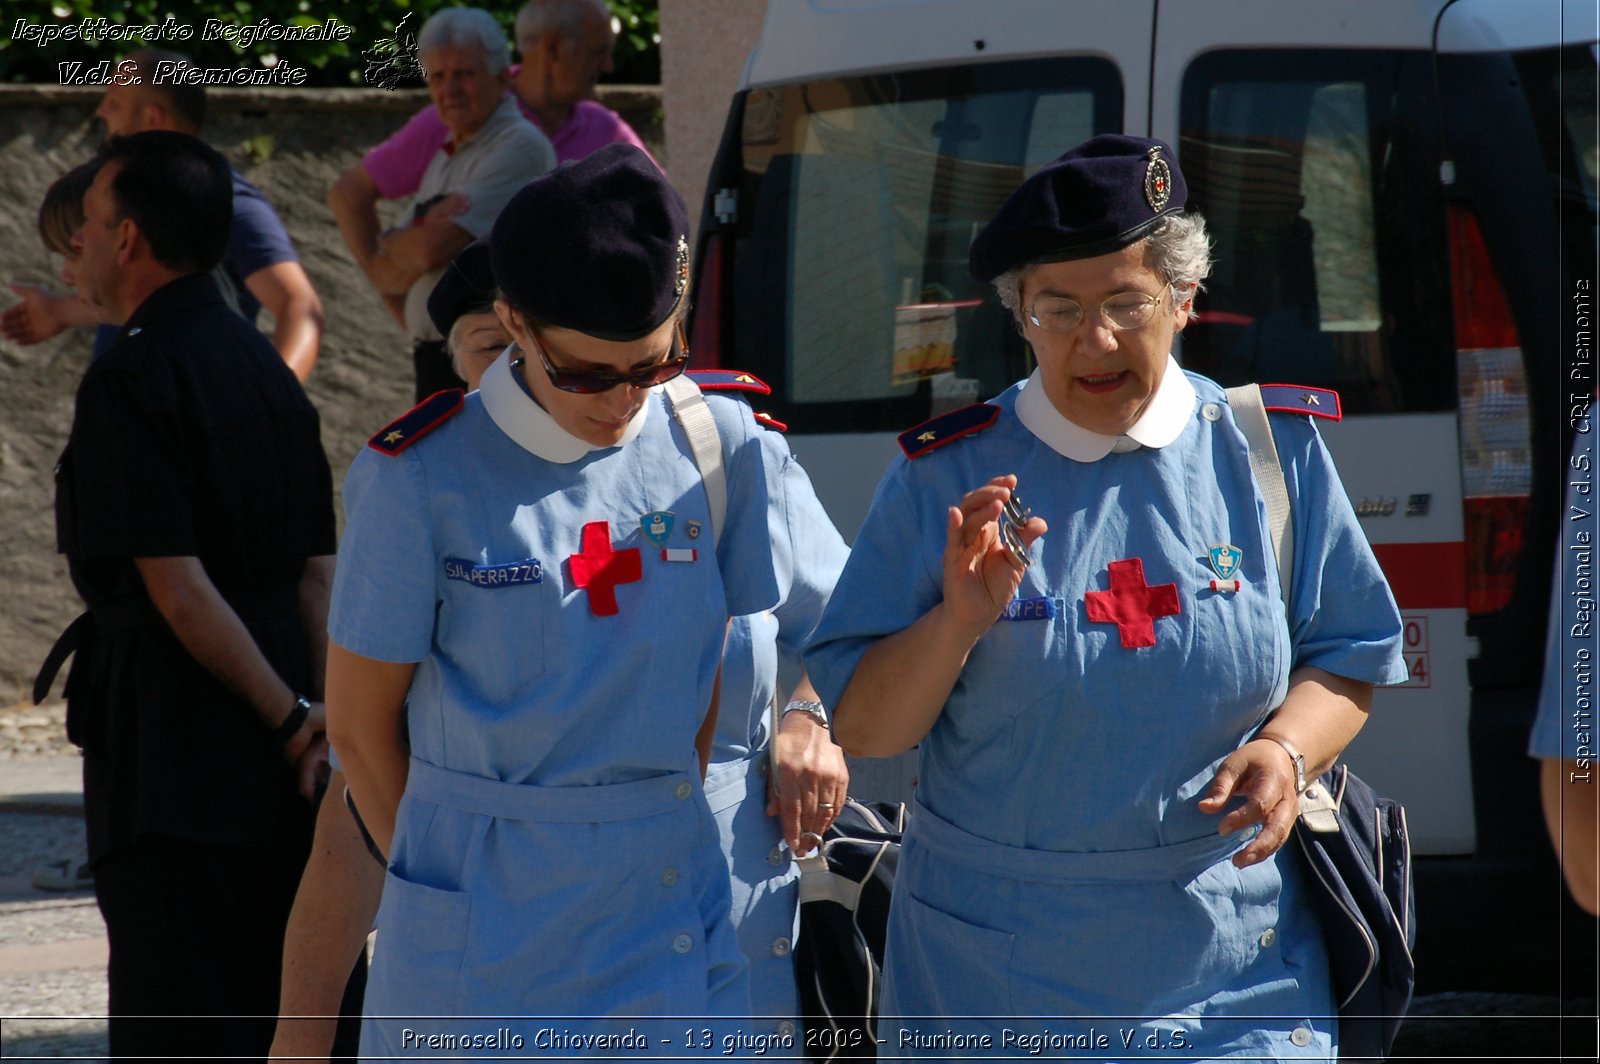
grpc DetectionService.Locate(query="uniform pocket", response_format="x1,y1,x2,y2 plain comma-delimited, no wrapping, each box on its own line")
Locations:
436,568,555,696
894,890,1016,1016
960,607,1067,724
369,870,472,1019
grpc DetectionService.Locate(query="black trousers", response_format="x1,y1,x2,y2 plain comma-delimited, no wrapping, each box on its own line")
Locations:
412,338,466,404
94,834,365,1062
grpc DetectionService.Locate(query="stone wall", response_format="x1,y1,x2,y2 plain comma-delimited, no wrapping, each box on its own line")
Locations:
0,84,663,699
660,0,768,236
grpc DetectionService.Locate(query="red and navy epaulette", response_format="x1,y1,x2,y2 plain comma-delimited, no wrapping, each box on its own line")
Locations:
898,403,1001,459
687,369,772,395
1259,383,1342,421
752,410,788,433
367,389,464,456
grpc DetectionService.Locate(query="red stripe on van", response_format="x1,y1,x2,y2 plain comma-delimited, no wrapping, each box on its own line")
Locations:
1370,542,1468,610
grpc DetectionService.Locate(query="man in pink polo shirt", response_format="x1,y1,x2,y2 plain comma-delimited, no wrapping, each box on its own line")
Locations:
358,0,649,205
329,8,555,402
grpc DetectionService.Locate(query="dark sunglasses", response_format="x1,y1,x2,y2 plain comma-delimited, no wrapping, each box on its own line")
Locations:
533,320,689,394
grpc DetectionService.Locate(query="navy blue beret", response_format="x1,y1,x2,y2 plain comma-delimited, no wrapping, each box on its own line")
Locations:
490,143,690,342
969,135,1186,284
427,239,496,337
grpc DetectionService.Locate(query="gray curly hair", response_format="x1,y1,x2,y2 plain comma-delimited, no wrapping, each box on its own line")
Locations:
419,8,512,75
992,212,1214,324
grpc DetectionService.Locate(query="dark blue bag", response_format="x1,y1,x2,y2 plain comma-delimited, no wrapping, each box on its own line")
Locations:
1292,764,1417,1060
793,798,904,1061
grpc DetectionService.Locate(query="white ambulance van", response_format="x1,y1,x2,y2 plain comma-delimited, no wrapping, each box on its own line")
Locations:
687,0,1598,994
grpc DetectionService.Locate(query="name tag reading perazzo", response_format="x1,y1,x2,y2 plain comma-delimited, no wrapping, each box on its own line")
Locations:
444,557,543,588
998,596,1061,622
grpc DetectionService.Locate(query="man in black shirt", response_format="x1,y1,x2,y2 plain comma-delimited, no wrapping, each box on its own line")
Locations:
44,131,339,1060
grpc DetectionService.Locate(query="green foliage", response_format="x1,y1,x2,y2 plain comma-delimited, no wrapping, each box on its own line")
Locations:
1,0,661,87
605,0,659,85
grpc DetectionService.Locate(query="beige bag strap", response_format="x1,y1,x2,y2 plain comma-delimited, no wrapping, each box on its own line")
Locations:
1225,383,1293,612
663,375,726,546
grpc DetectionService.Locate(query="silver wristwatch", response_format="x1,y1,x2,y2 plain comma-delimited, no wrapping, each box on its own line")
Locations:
781,699,829,728
1265,735,1307,795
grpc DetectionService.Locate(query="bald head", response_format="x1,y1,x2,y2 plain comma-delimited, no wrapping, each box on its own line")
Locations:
95,50,206,138
514,0,610,54
512,0,616,121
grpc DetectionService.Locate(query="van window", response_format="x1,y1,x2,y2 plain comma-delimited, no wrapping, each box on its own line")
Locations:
1177,51,1455,414
729,59,1122,432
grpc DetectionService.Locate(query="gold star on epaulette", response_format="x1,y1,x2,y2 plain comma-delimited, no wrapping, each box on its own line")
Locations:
1301,393,1320,406
918,431,937,442
736,374,756,384
385,430,404,444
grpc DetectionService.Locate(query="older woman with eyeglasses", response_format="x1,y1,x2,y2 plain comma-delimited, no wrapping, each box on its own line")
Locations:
325,144,801,1055
804,136,1408,1059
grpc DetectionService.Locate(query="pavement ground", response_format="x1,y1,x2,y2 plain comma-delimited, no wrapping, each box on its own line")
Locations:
0,706,106,1061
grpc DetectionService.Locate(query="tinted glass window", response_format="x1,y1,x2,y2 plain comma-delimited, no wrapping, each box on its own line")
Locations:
1526,44,1600,218
729,59,1122,432
1178,51,1454,414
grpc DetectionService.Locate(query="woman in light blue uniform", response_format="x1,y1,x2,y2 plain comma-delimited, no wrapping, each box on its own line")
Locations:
705,421,851,1046
805,136,1407,1059
326,145,784,1057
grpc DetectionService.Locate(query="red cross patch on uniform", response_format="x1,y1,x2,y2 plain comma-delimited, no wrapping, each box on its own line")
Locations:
1085,558,1181,648
568,521,642,616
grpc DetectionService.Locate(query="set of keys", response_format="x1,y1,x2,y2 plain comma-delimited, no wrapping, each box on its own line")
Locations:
999,490,1032,568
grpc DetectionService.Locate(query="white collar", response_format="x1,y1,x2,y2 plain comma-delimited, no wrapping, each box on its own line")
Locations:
1015,354,1196,462
478,345,650,463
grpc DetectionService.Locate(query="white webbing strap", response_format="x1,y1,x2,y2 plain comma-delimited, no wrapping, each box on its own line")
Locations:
663,375,726,547
1225,383,1293,612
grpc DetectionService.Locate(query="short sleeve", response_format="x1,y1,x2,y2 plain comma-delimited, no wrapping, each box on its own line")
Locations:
764,433,849,658
707,398,781,619
69,363,197,559
228,175,298,279
327,448,439,663
1275,415,1409,685
804,460,943,711
363,106,449,201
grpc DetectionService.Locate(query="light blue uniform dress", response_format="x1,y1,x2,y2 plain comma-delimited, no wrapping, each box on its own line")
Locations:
707,429,849,1047
329,351,781,1058
1529,430,1597,761
806,361,1407,1061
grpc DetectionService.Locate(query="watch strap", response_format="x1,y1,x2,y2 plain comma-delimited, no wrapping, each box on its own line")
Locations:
270,695,312,752
781,699,828,728
1265,734,1307,795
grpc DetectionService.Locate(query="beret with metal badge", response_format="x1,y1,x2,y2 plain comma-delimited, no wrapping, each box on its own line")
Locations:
969,134,1187,284
490,143,690,342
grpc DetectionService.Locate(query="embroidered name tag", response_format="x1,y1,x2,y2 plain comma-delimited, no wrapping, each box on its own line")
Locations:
998,596,1061,622
444,557,543,588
